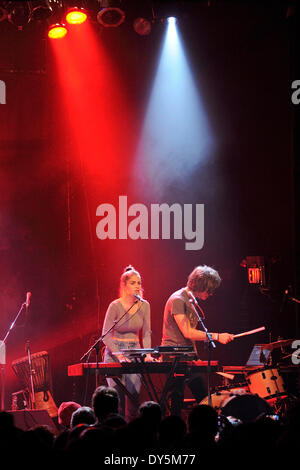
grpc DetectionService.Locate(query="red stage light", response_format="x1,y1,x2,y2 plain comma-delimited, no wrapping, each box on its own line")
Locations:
66,8,87,25
133,17,151,36
48,24,68,39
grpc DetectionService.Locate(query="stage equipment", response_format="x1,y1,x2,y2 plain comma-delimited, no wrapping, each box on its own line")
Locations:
185,293,216,406
200,386,249,411
7,2,30,28
1,293,31,410
97,0,125,28
246,368,287,401
119,345,196,358
11,389,30,410
68,358,219,413
133,17,151,36
28,1,53,22
167,16,177,24
48,23,68,38
65,6,87,24
220,393,273,423
12,351,58,417
0,340,5,410
8,410,57,432
68,359,219,377
259,339,295,350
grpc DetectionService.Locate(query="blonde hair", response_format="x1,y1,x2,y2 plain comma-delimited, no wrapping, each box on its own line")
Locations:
119,265,142,297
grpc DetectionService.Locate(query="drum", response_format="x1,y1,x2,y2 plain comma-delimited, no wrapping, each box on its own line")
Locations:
200,387,248,412
246,368,287,400
11,351,58,417
221,393,273,423
12,351,51,392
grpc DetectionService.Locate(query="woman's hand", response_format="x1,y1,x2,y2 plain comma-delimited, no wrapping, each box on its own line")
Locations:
144,354,156,362
117,354,131,362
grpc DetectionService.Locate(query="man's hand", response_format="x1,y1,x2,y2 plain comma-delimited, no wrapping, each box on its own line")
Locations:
218,333,234,344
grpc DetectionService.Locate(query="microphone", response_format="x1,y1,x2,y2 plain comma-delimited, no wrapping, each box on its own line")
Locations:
187,290,205,319
134,293,145,302
187,290,198,305
280,288,290,313
25,292,32,309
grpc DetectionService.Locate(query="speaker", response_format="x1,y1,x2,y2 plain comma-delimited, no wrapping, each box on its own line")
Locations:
7,409,57,433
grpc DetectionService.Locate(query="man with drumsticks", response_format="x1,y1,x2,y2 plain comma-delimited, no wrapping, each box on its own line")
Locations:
161,265,235,416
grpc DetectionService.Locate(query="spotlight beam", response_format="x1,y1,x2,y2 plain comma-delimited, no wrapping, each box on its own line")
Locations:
134,16,214,197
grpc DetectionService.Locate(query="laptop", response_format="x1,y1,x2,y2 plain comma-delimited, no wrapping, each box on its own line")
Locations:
246,344,271,366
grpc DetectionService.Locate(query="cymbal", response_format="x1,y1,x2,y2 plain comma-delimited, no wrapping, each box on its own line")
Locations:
259,339,295,350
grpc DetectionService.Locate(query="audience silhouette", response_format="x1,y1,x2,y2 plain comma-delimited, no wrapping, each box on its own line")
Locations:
1,388,299,465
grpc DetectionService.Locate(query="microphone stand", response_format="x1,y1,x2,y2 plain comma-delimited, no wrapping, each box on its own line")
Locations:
1,298,28,410
188,299,216,407
25,341,36,409
80,298,139,388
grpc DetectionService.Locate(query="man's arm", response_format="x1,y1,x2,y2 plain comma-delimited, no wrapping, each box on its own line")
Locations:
174,314,234,344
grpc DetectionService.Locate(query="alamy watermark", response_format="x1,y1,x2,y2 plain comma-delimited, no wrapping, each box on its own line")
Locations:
291,340,300,365
291,80,300,105
0,80,6,104
96,196,204,251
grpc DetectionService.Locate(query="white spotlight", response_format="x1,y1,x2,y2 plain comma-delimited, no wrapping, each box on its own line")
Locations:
167,17,177,25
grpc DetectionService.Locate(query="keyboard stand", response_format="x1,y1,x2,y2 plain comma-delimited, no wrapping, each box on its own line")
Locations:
109,376,137,407
135,358,160,403
158,355,182,415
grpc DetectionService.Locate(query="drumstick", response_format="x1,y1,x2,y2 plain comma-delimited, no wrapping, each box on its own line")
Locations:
234,326,265,339
216,371,235,380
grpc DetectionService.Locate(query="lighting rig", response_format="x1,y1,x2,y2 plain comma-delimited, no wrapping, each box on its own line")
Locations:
0,0,179,38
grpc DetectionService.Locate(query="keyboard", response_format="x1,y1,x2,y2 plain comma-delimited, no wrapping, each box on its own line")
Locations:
68,360,219,377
